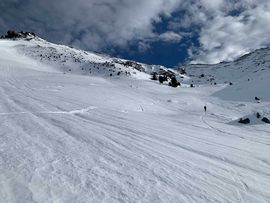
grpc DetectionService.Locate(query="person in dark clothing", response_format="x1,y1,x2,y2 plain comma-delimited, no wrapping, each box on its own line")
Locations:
204,106,207,112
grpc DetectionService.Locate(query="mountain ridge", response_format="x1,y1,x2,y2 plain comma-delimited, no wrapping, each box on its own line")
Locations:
1,30,180,80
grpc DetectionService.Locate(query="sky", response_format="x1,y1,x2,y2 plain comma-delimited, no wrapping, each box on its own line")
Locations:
1,0,270,67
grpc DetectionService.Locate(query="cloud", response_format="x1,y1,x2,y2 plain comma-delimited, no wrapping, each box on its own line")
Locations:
189,0,270,64
162,0,270,64
158,31,182,43
0,0,182,52
1,0,270,65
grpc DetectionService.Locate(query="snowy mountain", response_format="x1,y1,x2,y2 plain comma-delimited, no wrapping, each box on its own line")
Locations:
179,48,270,102
2,31,179,81
0,32,270,203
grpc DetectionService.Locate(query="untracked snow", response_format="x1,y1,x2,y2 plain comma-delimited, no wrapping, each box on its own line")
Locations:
0,38,270,203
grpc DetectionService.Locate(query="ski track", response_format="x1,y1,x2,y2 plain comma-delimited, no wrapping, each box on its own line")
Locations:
0,52,270,202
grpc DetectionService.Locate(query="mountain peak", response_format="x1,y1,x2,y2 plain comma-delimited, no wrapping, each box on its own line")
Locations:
0,30,36,39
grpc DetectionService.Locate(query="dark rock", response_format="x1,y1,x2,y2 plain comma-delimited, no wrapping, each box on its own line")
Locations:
122,60,145,72
3,30,36,39
158,75,167,84
256,112,261,119
169,77,180,88
151,72,157,80
6,30,20,38
255,97,260,101
262,117,270,124
238,118,250,124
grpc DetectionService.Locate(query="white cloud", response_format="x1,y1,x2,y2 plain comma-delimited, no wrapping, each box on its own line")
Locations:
158,31,182,43
200,0,224,10
190,0,270,63
1,0,270,65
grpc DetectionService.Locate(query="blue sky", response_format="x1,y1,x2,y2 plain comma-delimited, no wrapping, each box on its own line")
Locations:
1,0,270,67
118,40,189,67
114,15,200,67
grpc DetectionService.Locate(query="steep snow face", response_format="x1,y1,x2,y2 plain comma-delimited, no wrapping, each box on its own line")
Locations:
0,38,270,203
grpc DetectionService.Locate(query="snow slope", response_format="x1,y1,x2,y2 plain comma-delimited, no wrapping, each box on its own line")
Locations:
179,48,270,102
6,37,178,80
0,38,270,203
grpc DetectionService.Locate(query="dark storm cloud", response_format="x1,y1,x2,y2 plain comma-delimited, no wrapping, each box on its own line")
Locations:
0,0,182,52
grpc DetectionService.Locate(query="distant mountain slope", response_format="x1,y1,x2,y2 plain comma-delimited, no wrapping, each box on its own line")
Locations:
178,48,270,101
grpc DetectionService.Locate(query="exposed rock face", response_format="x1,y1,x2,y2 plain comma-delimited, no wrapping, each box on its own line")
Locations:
169,77,180,88
262,117,270,124
1,30,36,39
238,118,250,124
158,75,167,84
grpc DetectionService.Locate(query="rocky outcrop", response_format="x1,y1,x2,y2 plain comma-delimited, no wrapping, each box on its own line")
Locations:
262,117,270,124
1,30,36,39
238,118,250,124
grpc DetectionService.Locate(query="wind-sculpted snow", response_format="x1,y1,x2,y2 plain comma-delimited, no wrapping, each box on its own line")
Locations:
0,39,270,202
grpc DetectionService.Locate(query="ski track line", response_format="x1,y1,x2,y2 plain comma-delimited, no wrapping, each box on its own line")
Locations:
21,104,260,201
1,67,270,202
201,115,270,146
66,110,270,179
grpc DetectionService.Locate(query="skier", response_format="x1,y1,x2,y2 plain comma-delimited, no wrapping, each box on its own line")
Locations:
255,96,261,103
204,105,207,113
